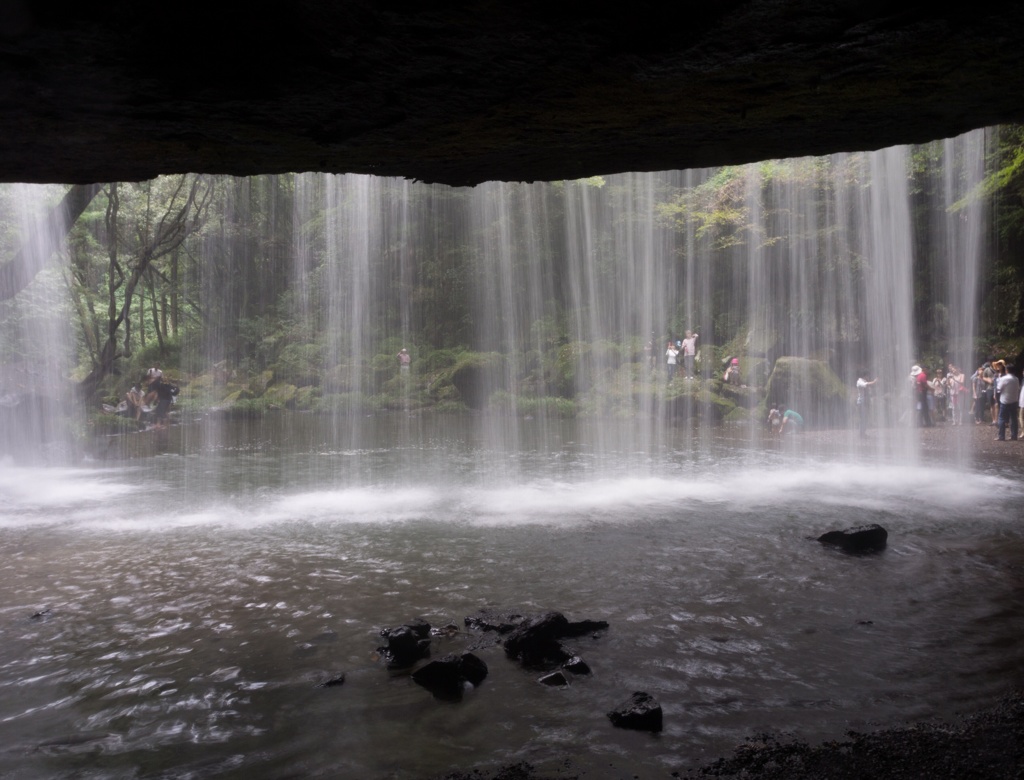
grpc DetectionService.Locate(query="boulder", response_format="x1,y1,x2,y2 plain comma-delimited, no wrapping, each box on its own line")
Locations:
764,356,848,428
467,608,609,667
607,691,663,732
378,620,431,669
412,652,488,700
503,612,573,668
818,524,888,553
447,352,504,409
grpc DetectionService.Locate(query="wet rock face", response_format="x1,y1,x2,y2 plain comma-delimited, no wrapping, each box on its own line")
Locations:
3,4,1024,185
378,620,431,668
411,652,488,700
502,611,610,669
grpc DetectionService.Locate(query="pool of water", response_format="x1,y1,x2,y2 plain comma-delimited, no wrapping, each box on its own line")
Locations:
1,415,1022,778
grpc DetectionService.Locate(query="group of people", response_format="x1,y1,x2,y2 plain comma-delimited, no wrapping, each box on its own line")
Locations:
661,330,699,381
908,359,1024,440
767,406,803,434
908,363,969,427
124,367,178,430
968,359,1023,441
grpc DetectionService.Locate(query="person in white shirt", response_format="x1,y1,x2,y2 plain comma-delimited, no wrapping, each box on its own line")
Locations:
665,342,679,381
995,363,1020,441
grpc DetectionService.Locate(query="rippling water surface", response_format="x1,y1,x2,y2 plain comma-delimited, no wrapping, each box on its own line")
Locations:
1,416,1023,778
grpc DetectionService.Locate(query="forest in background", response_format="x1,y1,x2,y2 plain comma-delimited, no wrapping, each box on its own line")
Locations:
2,127,1024,430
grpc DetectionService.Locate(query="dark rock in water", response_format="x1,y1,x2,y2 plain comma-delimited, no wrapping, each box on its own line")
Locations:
29,608,52,620
412,652,488,700
378,620,432,669
538,671,569,687
563,619,610,638
563,655,591,675
607,691,663,732
464,608,529,634
504,612,573,668
318,672,346,688
458,652,489,686
818,523,888,553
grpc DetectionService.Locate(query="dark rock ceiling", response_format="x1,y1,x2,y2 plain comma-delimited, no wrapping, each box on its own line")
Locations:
2,2,1024,186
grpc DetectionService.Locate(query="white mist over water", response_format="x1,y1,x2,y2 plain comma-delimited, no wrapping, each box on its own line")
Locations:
1,451,1018,533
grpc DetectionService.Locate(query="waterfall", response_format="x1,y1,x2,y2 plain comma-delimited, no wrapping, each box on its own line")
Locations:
0,130,996,471
0,184,78,462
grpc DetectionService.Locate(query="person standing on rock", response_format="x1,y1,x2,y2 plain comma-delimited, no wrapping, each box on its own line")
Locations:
946,364,965,426
665,341,679,381
680,330,698,379
910,364,932,427
995,363,1020,441
856,371,877,438
971,364,987,424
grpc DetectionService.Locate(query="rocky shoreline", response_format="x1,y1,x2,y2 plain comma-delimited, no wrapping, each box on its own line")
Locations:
437,691,1024,779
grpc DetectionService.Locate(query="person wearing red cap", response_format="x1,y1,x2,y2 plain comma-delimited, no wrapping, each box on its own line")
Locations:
910,364,932,427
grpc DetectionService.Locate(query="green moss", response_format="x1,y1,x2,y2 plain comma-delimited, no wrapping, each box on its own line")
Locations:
294,385,319,410
263,383,298,408
724,407,752,423
272,342,324,386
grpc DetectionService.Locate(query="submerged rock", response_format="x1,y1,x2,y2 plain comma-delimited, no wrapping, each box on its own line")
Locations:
538,671,569,687
607,691,663,732
464,608,530,634
378,620,431,668
317,672,346,688
818,524,888,553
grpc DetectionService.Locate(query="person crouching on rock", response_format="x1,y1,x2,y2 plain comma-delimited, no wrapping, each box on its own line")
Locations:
143,368,178,430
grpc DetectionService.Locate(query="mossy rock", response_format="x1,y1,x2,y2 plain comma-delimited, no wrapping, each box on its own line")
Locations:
664,383,736,420
445,352,504,409
719,381,761,409
263,383,298,408
272,343,324,386
724,407,752,423
187,373,219,393
251,370,274,393
764,356,848,428
222,388,255,405
223,397,269,418
294,385,319,410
